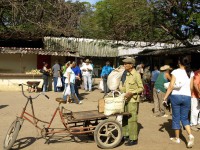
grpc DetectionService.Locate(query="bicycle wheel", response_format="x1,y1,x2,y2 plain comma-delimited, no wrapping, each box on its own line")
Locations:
94,119,122,149
3,119,21,150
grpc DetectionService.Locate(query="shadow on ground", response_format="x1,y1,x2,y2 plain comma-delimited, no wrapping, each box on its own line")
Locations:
44,134,94,145
159,119,188,146
0,105,9,109
11,137,37,150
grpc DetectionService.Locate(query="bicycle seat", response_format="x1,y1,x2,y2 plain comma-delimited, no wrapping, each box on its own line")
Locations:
56,98,66,104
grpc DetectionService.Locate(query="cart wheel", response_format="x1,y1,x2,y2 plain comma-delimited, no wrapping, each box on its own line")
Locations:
3,119,21,150
94,119,122,149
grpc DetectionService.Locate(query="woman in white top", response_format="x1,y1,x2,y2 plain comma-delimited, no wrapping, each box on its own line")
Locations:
63,61,82,104
164,56,194,148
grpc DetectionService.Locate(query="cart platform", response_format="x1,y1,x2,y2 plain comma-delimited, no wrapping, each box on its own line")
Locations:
63,110,131,122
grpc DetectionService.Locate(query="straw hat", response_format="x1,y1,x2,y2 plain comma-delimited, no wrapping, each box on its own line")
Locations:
85,59,90,63
160,65,172,71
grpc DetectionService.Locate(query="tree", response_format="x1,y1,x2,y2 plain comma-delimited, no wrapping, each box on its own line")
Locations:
0,0,87,39
80,0,174,44
80,0,200,46
149,0,200,46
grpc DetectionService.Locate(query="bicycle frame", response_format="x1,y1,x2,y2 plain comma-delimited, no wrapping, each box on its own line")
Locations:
19,96,69,135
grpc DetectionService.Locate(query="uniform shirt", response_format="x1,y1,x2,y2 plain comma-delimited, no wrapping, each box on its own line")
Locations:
120,69,144,103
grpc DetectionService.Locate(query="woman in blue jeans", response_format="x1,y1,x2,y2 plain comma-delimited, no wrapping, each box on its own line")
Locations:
164,56,194,148
63,61,82,104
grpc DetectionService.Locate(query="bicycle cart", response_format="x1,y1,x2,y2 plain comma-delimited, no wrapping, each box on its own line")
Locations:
3,84,131,150
27,81,40,92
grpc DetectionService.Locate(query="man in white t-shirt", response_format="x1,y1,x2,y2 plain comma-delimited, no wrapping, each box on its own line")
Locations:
80,59,93,92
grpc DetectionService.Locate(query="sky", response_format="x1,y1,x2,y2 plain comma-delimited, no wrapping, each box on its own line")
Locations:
72,0,100,4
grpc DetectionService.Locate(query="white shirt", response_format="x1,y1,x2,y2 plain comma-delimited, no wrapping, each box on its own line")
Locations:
171,68,193,96
64,67,75,84
80,64,93,76
136,64,144,74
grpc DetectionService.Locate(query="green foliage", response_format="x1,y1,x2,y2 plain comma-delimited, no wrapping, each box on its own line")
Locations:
150,0,200,45
0,0,199,47
0,0,87,39
80,0,173,42
80,0,200,45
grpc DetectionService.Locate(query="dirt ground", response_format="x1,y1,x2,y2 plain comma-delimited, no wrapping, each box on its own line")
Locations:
0,84,200,150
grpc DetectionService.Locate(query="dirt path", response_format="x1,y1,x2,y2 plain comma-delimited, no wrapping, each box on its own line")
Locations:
0,86,199,150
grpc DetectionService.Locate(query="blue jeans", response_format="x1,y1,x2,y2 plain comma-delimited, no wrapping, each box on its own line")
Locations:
83,75,92,91
170,95,191,129
103,78,109,95
42,75,48,92
74,80,79,97
63,83,80,103
62,76,66,91
53,77,61,92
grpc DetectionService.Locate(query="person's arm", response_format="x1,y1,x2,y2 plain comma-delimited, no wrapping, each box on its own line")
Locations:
87,64,93,71
165,72,172,81
164,75,176,101
190,76,194,95
67,71,70,84
81,66,86,71
52,66,54,73
193,77,200,96
57,66,61,77
43,66,47,71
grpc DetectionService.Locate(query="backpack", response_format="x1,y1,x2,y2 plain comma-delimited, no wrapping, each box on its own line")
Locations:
40,69,49,76
40,69,44,73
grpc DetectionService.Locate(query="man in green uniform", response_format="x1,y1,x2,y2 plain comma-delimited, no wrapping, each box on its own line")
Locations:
120,57,144,146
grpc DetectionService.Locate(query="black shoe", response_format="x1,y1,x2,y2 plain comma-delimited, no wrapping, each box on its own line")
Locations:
121,136,129,142
125,140,138,146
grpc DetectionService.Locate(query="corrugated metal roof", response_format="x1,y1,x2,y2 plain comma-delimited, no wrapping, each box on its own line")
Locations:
0,47,79,57
44,37,118,57
2,37,200,57
139,46,200,56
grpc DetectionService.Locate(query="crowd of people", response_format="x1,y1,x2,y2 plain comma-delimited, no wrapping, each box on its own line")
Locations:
39,56,200,148
120,56,200,148
41,59,94,104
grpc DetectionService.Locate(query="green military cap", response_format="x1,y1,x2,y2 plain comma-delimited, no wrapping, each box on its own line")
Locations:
122,57,135,64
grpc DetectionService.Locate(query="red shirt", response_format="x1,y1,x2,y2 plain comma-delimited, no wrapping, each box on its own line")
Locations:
192,70,200,98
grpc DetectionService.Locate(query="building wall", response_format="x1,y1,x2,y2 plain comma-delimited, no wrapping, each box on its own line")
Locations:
0,54,37,73
51,56,66,67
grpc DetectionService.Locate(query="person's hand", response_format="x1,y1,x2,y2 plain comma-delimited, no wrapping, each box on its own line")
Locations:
76,76,80,80
124,92,133,99
163,96,168,105
162,100,168,107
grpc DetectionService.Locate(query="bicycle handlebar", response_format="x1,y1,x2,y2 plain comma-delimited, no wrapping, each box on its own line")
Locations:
19,84,49,100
